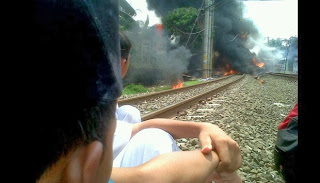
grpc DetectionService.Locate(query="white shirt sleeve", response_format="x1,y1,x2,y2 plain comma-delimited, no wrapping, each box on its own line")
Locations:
112,120,133,159
116,105,141,124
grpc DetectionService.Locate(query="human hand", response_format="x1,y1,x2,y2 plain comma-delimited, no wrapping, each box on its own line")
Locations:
199,123,242,173
205,171,242,183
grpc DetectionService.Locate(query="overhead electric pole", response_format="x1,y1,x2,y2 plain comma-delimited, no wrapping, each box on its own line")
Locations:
202,0,214,78
209,0,215,77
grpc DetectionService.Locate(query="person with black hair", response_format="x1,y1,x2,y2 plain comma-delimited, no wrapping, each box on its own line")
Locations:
30,0,241,182
31,0,120,182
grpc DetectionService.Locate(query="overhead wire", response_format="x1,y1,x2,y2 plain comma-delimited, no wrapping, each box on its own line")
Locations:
187,0,237,48
149,0,205,35
187,33,201,49
185,0,205,48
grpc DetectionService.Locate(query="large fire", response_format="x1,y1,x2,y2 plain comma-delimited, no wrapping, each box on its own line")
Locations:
224,64,235,76
172,80,183,89
252,56,264,68
224,69,235,76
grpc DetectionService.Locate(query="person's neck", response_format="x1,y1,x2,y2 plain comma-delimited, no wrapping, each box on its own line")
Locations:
38,148,82,183
37,155,69,183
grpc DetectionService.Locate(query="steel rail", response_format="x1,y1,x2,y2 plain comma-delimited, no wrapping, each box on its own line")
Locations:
269,73,298,80
141,74,245,121
118,75,234,106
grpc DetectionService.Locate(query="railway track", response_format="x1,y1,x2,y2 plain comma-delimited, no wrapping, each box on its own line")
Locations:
268,72,298,80
119,74,245,121
118,75,233,105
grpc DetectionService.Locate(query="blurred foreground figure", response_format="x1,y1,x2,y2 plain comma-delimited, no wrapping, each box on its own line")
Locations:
274,103,298,183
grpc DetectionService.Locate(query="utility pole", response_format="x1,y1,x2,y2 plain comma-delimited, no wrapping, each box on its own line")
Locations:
202,0,214,78
209,0,215,77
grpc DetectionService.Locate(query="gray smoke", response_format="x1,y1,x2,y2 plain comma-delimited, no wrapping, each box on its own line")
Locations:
123,25,192,86
249,36,298,74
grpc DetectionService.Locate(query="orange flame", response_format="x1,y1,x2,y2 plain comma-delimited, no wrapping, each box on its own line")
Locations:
252,57,264,68
172,80,183,89
224,64,235,76
224,69,235,76
256,62,265,68
259,79,264,85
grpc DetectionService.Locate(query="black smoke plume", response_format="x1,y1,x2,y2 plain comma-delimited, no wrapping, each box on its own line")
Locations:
213,0,260,74
147,0,263,74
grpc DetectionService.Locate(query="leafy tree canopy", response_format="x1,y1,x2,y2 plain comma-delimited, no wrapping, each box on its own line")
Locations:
162,7,203,50
119,0,138,31
269,36,297,51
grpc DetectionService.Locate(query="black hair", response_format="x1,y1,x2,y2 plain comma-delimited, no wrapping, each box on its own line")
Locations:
119,31,132,60
29,0,121,180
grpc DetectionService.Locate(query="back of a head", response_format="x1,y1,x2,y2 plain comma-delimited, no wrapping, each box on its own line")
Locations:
119,31,132,59
29,0,121,180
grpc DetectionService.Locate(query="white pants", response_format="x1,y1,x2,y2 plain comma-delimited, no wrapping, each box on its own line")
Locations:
114,105,180,167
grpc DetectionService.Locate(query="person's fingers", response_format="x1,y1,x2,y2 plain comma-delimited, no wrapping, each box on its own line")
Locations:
199,132,213,154
214,139,232,172
213,171,242,183
198,123,242,172
202,145,212,154
216,140,242,173
205,171,219,183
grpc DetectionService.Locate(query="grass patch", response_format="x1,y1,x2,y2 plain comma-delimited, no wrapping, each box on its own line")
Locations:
122,80,205,96
122,84,149,95
184,80,204,86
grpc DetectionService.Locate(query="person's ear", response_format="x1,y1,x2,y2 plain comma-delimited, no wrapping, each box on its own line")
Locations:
120,57,128,78
121,57,126,65
64,141,104,183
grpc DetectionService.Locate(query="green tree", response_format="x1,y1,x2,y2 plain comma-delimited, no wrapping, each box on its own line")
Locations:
162,7,203,50
119,0,138,31
269,36,298,54
269,38,284,49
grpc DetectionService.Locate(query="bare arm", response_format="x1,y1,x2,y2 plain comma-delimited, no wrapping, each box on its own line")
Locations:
111,150,219,183
131,118,202,139
132,118,242,172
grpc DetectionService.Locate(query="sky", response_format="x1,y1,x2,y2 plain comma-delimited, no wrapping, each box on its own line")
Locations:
126,0,160,25
126,0,298,40
243,0,297,39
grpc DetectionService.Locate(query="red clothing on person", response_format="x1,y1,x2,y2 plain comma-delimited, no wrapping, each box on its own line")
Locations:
278,103,298,130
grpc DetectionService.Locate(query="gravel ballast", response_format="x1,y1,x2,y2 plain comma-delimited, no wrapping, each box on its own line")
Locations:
174,74,298,183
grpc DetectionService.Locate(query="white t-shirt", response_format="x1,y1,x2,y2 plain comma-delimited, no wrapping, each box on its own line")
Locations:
116,104,141,124
113,104,180,167
112,120,133,159
113,104,141,160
